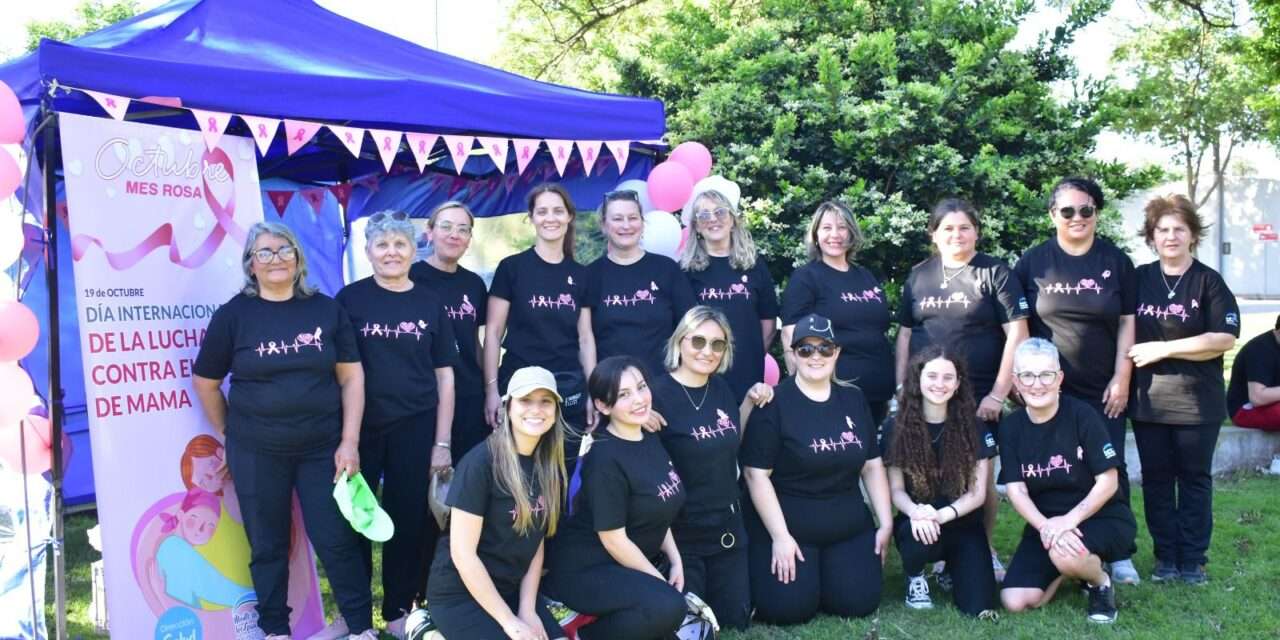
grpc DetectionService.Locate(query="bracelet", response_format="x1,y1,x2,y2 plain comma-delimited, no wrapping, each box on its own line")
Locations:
434,442,451,450
486,377,498,386
947,505,959,520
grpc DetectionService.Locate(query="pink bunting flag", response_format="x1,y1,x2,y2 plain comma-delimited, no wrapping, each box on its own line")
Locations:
511,138,540,176
476,137,510,173
441,135,475,175
283,120,320,155
606,140,632,174
365,129,402,173
266,190,294,217
328,183,354,209
577,141,604,176
300,188,327,214
544,139,574,177
188,108,232,150
328,125,366,158
239,115,281,155
405,133,439,172
139,96,183,108
84,90,130,120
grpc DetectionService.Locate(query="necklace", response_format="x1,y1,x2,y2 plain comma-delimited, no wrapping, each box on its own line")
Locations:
939,260,969,289
1161,265,1189,300
678,380,711,411
930,423,945,444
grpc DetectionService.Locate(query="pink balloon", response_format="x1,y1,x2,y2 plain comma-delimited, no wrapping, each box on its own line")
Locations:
0,414,53,474
669,141,713,182
646,161,695,212
0,300,38,361
764,353,781,386
0,81,22,145
0,149,19,201
0,362,35,427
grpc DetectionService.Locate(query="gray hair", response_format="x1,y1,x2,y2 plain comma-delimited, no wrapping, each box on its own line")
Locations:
427,200,476,227
805,200,864,263
240,222,316,298
1014,337,1060,370
663,306,734,373
679,189,759,273
364,210,417,245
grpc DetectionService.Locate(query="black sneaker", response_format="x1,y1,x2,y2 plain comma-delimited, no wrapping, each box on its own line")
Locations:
905,574,934,609
1086,581,1117,624
1180,564,1208,586
1151,559,1180,583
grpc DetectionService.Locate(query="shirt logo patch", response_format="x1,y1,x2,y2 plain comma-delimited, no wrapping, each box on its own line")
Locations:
1225,312,1239,327
1017,297,1029,311
1103,443,1117,459
985,433,996,448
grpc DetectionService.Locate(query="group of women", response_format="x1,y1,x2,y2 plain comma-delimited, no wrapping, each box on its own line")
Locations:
192,175,1240,639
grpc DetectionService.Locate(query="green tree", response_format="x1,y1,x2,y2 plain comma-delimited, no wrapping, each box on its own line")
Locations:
24,0,140,53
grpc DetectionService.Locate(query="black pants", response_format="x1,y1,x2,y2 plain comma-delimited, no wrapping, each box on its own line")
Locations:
1132,420,1220,567
868,400,889,429
747,524,881,625
429,591,562,639
359,410,437,621
894,518,995,615
451,392,490,459
1075,396,1131,504
544,563,685,640
226,436,372,635
674,512,750,631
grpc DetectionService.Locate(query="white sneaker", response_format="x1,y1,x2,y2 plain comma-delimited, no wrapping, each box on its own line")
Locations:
347,631,379,640
1267,454,1280,475
905,574,934,609
306,614,349,640
384,613,407,640
1110,558,1141,585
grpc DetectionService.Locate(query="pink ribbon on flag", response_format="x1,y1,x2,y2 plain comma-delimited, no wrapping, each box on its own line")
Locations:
239,115,281,156
578,141,603,176
283,120,319,155
441,135,474,175
477,137,510,173
188,109,232,150
544,139,573,177
83,90,130,120
511,138,540,176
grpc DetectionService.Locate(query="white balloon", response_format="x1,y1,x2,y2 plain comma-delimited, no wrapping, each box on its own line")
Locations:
641,210,682,259
615,179,654,214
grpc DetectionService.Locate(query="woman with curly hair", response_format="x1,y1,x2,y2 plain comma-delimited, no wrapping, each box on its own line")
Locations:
885,346,997,615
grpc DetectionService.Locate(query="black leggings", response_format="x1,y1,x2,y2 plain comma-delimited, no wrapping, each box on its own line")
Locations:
1132,420,1220,566
429,592,563,639
674,514,750,631
747,526,882,624
893,518,995,615
544,563,685,640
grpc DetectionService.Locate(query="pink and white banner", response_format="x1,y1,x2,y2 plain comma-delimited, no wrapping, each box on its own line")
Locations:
59,113,324,640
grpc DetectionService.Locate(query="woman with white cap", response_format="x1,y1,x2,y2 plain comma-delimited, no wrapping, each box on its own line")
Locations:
426,366,569,640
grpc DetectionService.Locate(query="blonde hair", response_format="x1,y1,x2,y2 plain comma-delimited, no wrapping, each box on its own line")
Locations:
664,306,734,373
805,200,863,263
680,189,759,272
240,222,316,298
427,201,476,227
487,395,568,536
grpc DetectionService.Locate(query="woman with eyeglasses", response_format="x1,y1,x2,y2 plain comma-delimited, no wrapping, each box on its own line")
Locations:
336,210,457,635
781,201,894,426
1012,176,1140,584
680,186,780,402
741,313,893,625
649,306,775,630
486,184,596,441
884,346,997,616
193,222,375,639
1127,195,1238,585
585,190,696,375
998,339,1136,625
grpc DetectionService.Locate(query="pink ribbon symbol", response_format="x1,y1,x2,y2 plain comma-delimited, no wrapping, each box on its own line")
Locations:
521,146,531,159
557,146,566,159
206,117,218,133
418,140,427,153
344,132,355,144
105,97,117,108
455,143,465,157
293,128,306,141
257,124,269,139
585,148,594,161
383,137,393,151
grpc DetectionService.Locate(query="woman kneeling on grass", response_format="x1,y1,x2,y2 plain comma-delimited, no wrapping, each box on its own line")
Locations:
998,338,1137,624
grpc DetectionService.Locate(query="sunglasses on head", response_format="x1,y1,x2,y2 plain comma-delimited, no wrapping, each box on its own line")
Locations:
604,189,640,203
685,335,728,354
369,211,411,224
1055,205,1096,220
794,342,837,358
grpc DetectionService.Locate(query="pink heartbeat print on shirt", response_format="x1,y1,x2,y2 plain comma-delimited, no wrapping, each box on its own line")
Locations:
840,287,883,303
255,326,323,357
1039,278,1104,296
603,289,657,307
1137,302,1191,322
445,294,478,321
360,319,427,340
918,291,973,310
527,293,577,310
1021,453,1074,478
691,409,740,441
658,466,684,502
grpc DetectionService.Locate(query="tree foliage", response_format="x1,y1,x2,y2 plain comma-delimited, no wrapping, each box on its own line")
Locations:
23,0,140,53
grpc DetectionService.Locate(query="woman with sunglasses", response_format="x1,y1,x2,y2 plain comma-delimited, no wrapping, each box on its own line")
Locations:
586,190,696,375
1127,195,1238,585
741,313,893,625
781,201,894,426
486,184,596,440
336,211,457,635
649,306,775,630
1012,176,1140,584
998,339,1136,625
680,185,780,402
193,222,375,639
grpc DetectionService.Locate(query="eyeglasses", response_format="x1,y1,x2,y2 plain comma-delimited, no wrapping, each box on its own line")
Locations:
434,221,472,237
1055,205,1096,220
604,189,639,202
694,208,732,223
685,335,728,354
1014,370,1060,386
253,246,297,264
795,342,837,359
369,211,410,224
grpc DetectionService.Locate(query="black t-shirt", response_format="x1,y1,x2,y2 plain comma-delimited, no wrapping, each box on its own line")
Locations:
193,293,359,453
685,256,780,400
586,253,696,374
1130,260,1240,424
883,418,997,529
650,373,742,529
1227,331,1280,416
552,430,685,567
899,253,1028,396
335,277,458,428
997,396,1132,522
409,261,488,398
489,248,588,376
428,446,547,599
1013,237,1137,402
780,261,894,402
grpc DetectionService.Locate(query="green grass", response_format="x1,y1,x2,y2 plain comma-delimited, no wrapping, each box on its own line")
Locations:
44,472,1280,639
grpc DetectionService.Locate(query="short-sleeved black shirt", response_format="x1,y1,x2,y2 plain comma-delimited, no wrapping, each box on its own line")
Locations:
997,396,1132,522
650,373,742,529
1130,260,1240,425
489,248,588,376
884,418,997,528
409,260,488,397
780,261,894,402
586,252,696,374
1013,237,1137,402
193,293,359,453
335,277,458,429
685,256,780,400
1227,331,1280,416
899,253,1028,396
427,446,547,599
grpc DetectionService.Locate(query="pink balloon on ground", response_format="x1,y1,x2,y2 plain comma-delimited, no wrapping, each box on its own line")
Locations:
0,300,39,361
669,141,713,182
646,161,695,212
0,149,19,201
0,81,23,144
764,353,781,386
0,414,53,474
0,362,35,427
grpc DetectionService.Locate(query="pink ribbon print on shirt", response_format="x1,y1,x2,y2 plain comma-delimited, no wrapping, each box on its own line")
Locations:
658,465,684,502
918,291,973,310
1137,302,1191,322
840,287,883,303
1038,269,1111,296
691,409,739,441
699,274,752,301
809,415,864,453
360,319,428,340
445,294,478,322
1021,453,1075,479
255,326,323,357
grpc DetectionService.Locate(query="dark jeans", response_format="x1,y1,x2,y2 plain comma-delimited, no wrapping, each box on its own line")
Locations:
1132,420,1220,567
544,562,686,640
894,518,995,616
747,525,881,625
225,436,372,635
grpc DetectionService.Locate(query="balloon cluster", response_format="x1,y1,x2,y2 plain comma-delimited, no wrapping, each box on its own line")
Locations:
0,79,49,474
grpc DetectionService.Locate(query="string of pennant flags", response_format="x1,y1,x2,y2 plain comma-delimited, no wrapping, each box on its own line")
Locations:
77,87,649,179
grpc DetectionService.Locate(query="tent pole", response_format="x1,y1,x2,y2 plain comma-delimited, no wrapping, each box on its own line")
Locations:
40,96,67,640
